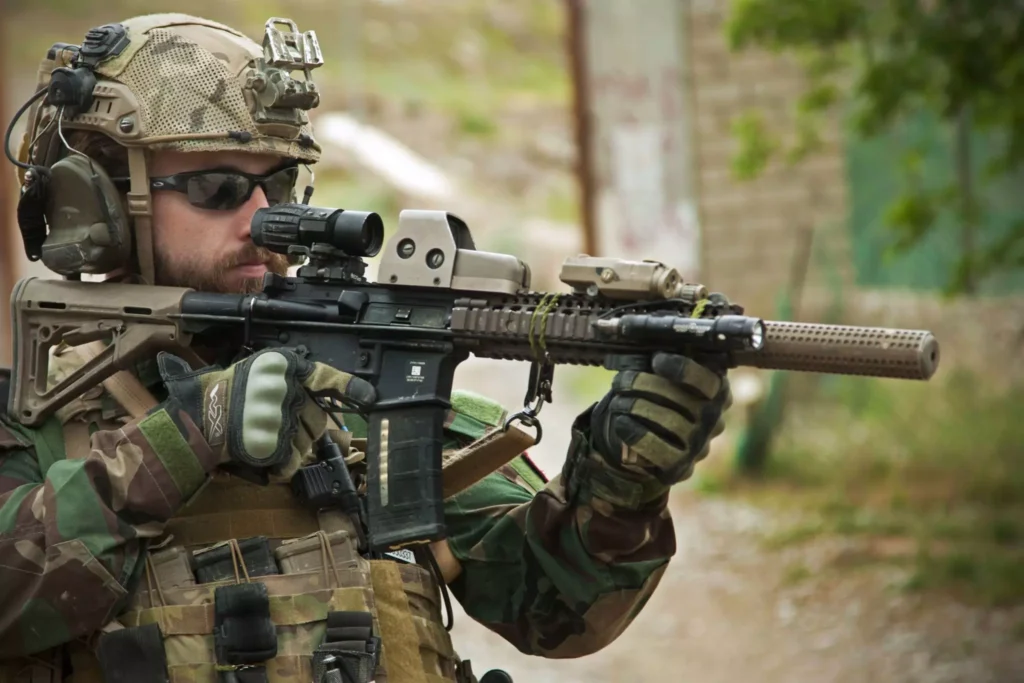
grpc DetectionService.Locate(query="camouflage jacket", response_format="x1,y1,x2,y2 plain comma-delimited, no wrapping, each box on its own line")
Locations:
0,354,676,660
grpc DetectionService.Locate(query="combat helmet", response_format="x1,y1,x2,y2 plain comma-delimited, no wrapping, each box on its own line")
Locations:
6,14,324,284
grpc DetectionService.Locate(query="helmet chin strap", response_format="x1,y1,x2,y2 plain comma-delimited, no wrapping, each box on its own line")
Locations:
124,146,156,284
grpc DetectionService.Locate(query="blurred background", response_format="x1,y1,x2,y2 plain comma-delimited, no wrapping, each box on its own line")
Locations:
1,0,1022,681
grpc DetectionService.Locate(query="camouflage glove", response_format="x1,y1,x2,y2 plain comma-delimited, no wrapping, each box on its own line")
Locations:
589,352,732,487
157,348,376,470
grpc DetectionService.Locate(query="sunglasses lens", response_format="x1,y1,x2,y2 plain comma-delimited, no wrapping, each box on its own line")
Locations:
264,167,299,205
187,173,251,210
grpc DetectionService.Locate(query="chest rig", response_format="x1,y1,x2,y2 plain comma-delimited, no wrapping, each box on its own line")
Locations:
1,343,534,683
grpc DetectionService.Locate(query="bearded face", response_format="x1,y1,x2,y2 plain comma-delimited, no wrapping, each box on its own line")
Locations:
155,241,290,294
148,150,295,294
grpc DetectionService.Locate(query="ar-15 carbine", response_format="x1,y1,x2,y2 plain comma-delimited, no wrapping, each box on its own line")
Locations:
7,204,940,552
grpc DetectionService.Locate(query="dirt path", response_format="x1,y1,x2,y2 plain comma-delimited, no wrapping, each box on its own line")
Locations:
448,357,1024,683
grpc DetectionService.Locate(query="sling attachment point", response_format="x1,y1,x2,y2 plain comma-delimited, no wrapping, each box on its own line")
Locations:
502,359,553,445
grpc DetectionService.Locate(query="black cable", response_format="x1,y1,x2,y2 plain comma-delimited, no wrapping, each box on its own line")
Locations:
421,546,455,632
596,297,695,320
317,398,348,434
309,392,376,557
5,88,48,170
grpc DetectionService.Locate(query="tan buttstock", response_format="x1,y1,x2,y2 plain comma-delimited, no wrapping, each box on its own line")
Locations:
8,278,199,426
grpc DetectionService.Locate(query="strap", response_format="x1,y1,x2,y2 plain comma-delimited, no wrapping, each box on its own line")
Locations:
441,424,536,499
62,419,93,460
72,340,160,419
67,341,531,497
37,340,160,462
127,148,157,285
352,425,536,499
345,389,507,443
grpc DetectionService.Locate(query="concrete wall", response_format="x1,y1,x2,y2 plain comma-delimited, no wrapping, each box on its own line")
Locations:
685,0,1023,381
689,0,851,316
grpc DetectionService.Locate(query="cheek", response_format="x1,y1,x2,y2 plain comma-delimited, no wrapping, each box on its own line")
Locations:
151,194,226,258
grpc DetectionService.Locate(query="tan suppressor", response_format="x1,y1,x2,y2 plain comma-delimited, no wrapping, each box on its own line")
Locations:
735,321,939,380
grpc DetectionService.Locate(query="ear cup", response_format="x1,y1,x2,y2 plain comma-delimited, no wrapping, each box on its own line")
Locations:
41,154,133,276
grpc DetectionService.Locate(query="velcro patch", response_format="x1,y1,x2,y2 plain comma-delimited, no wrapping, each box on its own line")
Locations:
509,452,548,492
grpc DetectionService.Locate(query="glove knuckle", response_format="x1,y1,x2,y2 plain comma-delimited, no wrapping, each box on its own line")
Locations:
650,352,686,380
612,370,640,391
611,414,641,442
609,395,636,413
248,349,292,380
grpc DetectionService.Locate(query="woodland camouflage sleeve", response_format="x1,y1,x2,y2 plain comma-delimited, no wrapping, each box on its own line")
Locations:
0,401,219,657
443,408,675,658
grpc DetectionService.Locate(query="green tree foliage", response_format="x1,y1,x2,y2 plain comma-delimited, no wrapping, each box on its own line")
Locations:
725,0,1024,295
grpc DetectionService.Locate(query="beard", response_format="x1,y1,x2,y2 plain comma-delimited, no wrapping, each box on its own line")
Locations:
154,243,290,293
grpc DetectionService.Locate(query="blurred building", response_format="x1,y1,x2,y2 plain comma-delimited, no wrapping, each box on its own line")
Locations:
574,0,1024,382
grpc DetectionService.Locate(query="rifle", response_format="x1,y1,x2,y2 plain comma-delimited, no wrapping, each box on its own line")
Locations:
6,205,940,552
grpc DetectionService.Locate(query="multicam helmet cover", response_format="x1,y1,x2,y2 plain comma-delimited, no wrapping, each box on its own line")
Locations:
14,14,325,282
21,14,324,167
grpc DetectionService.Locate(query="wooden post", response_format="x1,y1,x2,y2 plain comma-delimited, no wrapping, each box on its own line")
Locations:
564,0,597,257
560,1,701,276
0,34,17,368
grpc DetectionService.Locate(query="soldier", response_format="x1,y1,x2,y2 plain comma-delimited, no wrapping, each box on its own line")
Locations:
0,14,732,683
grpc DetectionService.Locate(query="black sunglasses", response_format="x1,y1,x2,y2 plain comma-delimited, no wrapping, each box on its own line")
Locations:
113,164,299,211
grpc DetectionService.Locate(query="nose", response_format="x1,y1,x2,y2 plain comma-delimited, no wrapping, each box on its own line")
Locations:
236,184,270,240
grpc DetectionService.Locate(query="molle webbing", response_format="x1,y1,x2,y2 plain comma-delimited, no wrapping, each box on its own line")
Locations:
163,475,323,547
120,545,458,682
121,586,374,683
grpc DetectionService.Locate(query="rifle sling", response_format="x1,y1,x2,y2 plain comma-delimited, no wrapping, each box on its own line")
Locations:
63,342,536,496
438,424,536,499
76,340,161,420
61,341,161,460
